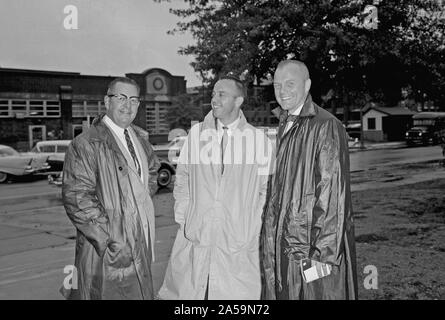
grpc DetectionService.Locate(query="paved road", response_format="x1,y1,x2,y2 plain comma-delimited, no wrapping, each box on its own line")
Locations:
0,184,177,299
0,144,443,299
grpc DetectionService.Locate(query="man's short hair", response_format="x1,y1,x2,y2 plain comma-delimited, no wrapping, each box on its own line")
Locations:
276,60,310,80
219,74,246,98
107,77,140,95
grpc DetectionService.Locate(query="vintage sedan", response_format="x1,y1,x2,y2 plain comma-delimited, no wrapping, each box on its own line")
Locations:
30,140,71,172
49,136,187,189
152,136,186,188
0,144,51,183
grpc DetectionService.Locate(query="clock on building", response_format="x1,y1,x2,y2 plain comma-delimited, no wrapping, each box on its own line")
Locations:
153,77,164,91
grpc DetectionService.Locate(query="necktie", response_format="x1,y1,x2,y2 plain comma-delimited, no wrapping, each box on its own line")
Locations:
279,112,299,137
221,126,228,174
286,114,299,123
124,129,141,178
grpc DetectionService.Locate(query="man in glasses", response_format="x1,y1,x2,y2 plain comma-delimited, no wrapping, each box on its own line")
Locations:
158,75,274,299
260,60,357,300
62,77,160,299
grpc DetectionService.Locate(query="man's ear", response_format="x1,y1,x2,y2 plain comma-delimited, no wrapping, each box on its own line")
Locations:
305,78,311,94
235,96,244,108
104,95,110,111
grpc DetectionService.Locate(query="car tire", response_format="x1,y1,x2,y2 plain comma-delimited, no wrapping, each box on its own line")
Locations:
0,172,9,183
157,167,172,188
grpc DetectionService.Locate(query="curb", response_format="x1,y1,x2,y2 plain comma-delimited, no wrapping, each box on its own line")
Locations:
0,191,61,206
350,158,444,173
349,143,406,153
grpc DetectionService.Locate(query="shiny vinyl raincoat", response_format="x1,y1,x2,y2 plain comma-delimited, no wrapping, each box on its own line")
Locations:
158,111,274,300
260,95,357,300
61,114,160,300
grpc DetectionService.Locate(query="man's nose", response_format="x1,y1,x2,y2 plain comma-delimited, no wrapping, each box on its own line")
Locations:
122,99,131,108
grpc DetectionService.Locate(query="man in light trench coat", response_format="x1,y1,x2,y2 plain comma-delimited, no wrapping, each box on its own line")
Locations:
260,60,358,300
62,77,160,299
158,75,274,299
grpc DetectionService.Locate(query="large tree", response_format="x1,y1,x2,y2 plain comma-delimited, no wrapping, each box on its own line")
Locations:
157,0,445,116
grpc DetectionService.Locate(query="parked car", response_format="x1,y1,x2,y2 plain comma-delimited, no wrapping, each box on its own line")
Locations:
31,140,71,172
152,136,186,188
346,122,361,140
406,112,445,146
49,137,187,189
48,171,63,186
152,136,186,165
49,163,174,190
0,144,50,183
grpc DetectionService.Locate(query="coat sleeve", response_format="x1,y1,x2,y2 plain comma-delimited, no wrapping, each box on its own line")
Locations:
260,176,277,300
173,134,190,227
256,132,275,216
259,132,277,299
62,138,110,257
311,119,350,266
146,142,161,197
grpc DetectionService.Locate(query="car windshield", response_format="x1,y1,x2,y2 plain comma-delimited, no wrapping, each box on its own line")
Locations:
414,119,434,126
0,146,20,157
40,145,56,152
411,126,429,131
168,137,186,148
57,145,68,153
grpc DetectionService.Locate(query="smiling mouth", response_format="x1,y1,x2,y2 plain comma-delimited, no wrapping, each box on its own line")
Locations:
281,97,292,101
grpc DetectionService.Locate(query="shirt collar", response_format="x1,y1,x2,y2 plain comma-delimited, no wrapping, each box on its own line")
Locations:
217,114,241,133
290,103,304,116
103,115,127,137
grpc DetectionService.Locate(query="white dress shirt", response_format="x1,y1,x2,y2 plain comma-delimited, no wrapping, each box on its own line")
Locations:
216,115,241,142
103,115,144,182
284,103,304,134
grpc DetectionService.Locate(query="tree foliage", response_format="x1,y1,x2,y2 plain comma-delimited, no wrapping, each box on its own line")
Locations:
157,0,445,112
168,93,204,130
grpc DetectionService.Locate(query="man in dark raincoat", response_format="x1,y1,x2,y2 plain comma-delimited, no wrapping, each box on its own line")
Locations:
260,60,357,300
62,77,160,299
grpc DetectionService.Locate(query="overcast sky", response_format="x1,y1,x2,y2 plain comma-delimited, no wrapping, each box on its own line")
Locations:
0,0,202,87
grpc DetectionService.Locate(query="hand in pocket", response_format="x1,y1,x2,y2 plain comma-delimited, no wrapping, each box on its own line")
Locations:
107,240,133,268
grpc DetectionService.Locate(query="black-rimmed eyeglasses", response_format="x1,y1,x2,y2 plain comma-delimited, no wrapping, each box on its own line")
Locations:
107,94,140,106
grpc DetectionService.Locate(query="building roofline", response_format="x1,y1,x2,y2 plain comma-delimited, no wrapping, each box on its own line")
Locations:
0,67,81,76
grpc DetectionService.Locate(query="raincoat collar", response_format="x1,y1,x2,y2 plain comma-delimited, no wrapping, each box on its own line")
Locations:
90,114,148,139
88,113,149,157
272,94,317,121
202,110,248,131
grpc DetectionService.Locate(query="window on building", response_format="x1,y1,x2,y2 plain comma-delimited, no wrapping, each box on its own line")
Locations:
367,118,376,130
0,100,9,117
11,100,27,117
72,101,85,118
29,101,45,117
72,101,103,118
46,101,61,117
0,99,60,118
86,101,100,116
